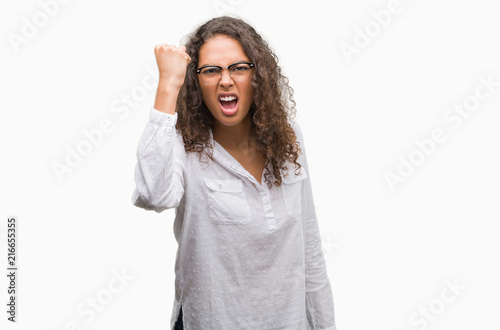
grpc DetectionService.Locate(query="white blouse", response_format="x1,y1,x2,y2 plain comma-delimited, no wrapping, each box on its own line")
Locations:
132,107,337,330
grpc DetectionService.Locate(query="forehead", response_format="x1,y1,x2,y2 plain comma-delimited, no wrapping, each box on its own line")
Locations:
198,35,250,66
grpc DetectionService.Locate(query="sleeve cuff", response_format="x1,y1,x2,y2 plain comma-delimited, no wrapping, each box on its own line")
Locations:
149,106,178,126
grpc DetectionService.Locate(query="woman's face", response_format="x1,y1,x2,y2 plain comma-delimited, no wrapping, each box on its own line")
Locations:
197,35,255,129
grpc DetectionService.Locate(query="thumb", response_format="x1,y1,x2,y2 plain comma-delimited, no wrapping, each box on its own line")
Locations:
179,45,191,63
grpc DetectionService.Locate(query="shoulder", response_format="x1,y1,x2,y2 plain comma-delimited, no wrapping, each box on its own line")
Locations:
287,118,305,149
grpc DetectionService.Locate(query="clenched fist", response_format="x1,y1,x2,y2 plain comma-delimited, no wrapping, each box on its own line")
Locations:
154,44,192,90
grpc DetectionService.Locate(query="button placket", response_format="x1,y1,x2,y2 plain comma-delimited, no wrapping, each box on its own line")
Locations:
258,185,276,231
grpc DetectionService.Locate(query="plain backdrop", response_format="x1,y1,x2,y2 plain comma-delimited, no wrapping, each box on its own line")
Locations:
1,0,499,329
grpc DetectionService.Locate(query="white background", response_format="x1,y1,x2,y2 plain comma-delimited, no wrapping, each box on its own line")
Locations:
1,0,499,329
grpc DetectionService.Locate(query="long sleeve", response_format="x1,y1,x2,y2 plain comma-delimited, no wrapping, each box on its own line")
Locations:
131,107,186,213
294,123,337,330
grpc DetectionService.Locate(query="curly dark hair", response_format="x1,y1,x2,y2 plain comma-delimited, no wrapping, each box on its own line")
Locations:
176,16,301,187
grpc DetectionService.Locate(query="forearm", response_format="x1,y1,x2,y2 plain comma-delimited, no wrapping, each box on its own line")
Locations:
153,80,181,115
305,214,336,329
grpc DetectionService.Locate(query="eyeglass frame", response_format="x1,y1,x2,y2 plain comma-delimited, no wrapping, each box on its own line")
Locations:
195,61,255,85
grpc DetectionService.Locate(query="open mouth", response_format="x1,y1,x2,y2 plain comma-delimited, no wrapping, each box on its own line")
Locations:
218,94,239,116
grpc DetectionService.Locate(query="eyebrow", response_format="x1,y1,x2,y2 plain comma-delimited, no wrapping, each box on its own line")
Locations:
198,59,249,67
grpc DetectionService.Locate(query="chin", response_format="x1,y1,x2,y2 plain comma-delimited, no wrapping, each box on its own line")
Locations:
211,104,252,127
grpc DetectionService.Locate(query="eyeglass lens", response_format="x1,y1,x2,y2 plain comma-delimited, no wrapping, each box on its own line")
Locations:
200,63,252,85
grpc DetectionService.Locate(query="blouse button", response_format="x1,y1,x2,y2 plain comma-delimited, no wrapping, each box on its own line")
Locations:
167,117,172,121
218,184,223,189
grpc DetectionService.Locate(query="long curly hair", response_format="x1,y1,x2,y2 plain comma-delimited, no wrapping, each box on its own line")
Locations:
176,16,301,187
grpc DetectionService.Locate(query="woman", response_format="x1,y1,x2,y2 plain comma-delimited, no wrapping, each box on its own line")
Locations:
132,16,337,330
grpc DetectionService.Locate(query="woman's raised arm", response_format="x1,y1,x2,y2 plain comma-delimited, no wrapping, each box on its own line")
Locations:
131,44,190,212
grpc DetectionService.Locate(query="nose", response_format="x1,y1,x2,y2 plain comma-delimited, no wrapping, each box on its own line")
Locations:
219,68,233,87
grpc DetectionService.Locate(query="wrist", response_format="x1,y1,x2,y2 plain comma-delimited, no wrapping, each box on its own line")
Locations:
157,78,183,92
154,82,181,115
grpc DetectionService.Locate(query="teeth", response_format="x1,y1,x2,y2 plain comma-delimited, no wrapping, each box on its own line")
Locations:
219,95,236,102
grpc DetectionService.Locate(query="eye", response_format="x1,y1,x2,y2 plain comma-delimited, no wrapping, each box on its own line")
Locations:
202,67,221,75
233,64,250,71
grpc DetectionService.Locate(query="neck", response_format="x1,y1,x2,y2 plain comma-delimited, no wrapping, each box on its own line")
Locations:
212,114,255,150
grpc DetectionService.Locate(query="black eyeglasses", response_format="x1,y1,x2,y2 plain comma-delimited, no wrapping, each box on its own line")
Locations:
196,61,255,85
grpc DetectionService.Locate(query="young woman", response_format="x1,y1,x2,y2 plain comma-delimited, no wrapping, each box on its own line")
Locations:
132,16,337,330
